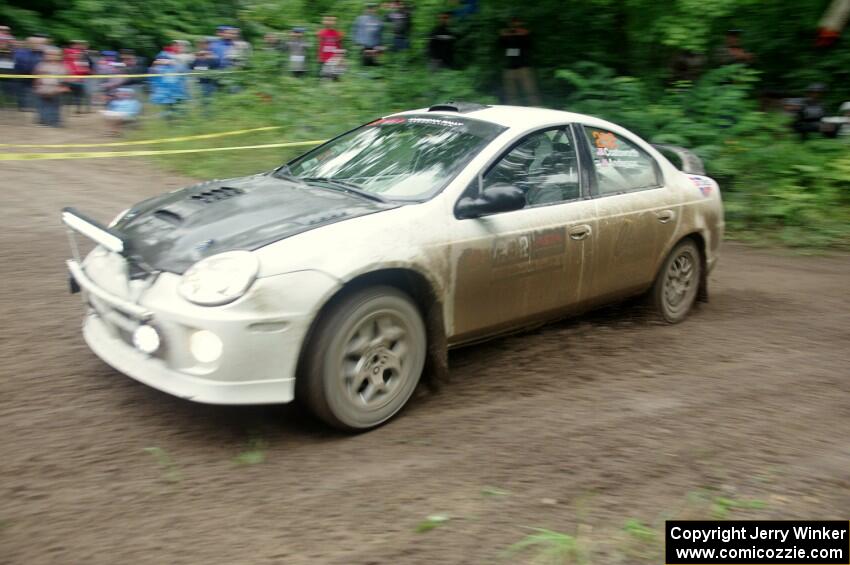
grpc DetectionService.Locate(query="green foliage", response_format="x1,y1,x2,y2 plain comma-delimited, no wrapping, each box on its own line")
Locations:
8,0,843,248
506,528,585,564
415,514,450,533
687,489,768,519
1,0,241,54
5,0,847,97
557,62,850,248
143,446,182,483
623,519,656,543
711,496,766,519
233,438,267,465
139,64,488,179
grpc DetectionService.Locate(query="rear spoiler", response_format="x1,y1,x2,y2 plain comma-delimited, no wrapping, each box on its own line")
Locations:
61,207,127,255
651,144,706,176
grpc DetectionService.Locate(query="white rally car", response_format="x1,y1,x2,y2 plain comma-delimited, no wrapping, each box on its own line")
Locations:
63,103,723,430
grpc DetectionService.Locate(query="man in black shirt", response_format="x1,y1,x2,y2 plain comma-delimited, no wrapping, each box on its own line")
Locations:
428,12,456,69
499,17,540,106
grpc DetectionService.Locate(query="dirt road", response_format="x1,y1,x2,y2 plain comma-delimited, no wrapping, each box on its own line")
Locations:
2,115,849,564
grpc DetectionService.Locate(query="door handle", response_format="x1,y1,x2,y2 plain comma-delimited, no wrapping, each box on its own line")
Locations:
656,209,675,223
569,224,592,240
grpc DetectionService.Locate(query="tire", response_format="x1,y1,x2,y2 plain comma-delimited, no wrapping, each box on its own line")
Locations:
298,286,427,431
650,239,702,324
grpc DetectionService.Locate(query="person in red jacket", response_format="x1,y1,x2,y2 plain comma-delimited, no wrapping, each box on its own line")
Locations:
317,16,344,68
63,41,92,113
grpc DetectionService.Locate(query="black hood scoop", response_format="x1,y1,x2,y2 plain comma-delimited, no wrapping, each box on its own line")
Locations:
189,186,245,204
114,174,398,273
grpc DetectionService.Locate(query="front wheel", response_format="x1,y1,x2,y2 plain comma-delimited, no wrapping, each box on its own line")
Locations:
650,239,702,324
298,286,427,431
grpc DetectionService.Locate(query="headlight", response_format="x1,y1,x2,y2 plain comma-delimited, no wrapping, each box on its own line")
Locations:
108,208,130,228
178,251,259,306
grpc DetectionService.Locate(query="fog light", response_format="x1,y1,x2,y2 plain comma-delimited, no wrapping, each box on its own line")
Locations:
190,330,223,363
132,325,160,354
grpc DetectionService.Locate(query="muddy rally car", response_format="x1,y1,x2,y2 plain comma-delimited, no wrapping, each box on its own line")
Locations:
63,103,724,430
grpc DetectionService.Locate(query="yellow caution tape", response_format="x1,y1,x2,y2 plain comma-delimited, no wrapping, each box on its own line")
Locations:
0,139,327,161
0,126,283,148
0,71,237,79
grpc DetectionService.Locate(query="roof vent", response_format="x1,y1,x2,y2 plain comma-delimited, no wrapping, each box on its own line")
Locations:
428,101,490,114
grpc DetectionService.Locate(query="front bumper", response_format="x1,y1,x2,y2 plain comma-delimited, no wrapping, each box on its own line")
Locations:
83,312,297,404
69,254,340,405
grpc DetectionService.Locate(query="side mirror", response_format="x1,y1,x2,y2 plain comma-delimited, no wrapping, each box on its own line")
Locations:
455,183,526,219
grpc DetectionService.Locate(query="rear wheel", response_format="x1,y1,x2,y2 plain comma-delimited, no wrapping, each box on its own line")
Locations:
650,239,702,324
298,286,426,431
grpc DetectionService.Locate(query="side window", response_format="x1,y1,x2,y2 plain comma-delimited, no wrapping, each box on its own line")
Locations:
483,127,581,207
583,127,661,195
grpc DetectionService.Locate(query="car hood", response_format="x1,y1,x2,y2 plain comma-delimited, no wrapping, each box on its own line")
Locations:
114,173,397,273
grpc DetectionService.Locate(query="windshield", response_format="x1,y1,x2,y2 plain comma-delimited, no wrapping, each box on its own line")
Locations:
278,115,506,200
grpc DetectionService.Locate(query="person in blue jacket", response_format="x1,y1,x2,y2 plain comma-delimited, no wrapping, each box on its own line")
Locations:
210,26,235,68
13,36,43,111
148,54,187,119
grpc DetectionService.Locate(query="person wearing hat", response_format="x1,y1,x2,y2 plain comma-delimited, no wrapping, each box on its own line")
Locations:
286,27,309,78
211,26,235,68
101,87,141,135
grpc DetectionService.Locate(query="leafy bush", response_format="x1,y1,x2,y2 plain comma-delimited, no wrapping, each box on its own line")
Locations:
557,63,850,248
139,63,490,178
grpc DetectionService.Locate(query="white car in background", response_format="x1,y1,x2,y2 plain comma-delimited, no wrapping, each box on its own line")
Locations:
63,102,723,430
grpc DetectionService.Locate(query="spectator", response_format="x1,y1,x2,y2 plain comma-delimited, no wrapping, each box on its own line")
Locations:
792,83,828,140
715,29,755,66
0,35,14,105
102,87,141,135
94,50,119,105
76,41,97,112
428,12,456,69
63,42,92,113
317,16,344,69
230,28,252,67
385,1,413,52
170,40,195,69
499,17,540,106
149,55,186,120
211,26,235,68
32,46,68,127
118,49,147,94
192,38,220,113
286,28,309,78
352,3,384,65
13,36,43,111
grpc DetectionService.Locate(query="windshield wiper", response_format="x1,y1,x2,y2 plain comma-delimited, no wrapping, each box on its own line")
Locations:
300,177,390,203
